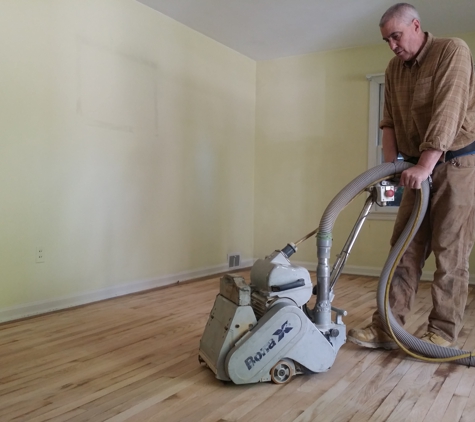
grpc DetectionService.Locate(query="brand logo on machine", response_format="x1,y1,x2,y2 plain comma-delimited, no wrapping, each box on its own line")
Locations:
244,321,293,370
273,321,293,341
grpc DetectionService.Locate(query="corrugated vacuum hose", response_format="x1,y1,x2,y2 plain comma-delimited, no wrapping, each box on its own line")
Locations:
316,161,475,366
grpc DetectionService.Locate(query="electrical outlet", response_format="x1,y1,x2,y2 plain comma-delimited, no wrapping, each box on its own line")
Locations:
36,246,44,263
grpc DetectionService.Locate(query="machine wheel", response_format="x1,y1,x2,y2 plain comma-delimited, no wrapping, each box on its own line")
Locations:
270,359,294,384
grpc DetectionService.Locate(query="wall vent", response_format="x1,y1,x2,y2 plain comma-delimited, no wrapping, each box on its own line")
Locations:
228,254,241,268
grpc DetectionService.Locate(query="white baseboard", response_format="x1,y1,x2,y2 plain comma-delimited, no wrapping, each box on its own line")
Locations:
0,259,254,324
292,260,475,284
2,259,472,324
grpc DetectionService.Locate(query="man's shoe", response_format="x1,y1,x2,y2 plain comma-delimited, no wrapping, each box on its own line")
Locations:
420,331,458,348
347,323,398,350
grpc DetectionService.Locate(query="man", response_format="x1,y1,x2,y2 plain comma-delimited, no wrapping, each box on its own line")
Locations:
348,3,475,349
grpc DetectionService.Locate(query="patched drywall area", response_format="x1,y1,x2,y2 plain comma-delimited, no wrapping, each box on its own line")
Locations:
77,38,158,134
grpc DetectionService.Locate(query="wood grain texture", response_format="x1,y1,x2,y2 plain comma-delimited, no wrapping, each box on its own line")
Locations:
1,271,474,422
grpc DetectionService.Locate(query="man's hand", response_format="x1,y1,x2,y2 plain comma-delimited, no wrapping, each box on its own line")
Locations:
399,149,443,189
399,165,432,189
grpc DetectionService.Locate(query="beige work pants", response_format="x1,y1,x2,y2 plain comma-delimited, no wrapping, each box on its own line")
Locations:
373,154,475,342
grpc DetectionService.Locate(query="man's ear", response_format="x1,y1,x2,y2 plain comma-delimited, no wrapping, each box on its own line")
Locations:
413,18,421,33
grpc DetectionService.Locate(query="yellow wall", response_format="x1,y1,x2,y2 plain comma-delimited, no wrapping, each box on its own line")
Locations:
2,0,475,316
0,0,256,310
254,32,475,273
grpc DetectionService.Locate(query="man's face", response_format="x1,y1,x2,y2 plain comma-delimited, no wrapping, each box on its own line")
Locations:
380,17,422,62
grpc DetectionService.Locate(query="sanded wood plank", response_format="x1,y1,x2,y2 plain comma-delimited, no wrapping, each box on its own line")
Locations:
440,369,475,422
1,271,475,422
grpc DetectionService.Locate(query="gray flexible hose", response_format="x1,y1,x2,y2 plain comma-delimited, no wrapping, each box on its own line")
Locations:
317,162,475,366
378,191,475,366
319,162,411,233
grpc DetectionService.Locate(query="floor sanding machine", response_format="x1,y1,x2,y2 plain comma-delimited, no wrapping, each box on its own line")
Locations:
199,162,475,384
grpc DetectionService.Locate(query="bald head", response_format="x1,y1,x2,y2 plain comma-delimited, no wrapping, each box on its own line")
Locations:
380,3,421,28
379,3,426,62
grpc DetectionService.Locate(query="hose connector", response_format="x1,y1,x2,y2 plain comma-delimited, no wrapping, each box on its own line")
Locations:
281,243,297,258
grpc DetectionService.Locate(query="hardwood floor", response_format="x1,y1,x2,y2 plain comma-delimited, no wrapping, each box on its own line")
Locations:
1,270,475,422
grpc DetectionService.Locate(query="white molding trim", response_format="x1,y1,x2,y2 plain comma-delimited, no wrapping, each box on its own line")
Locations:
366,72,384,81
366,73,404,217
367,73,385,170
292,260,475,284
0,259,254,323
367,211,397,221
3,259,473,323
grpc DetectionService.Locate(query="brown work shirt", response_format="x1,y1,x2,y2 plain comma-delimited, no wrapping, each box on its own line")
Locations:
380,32,475,159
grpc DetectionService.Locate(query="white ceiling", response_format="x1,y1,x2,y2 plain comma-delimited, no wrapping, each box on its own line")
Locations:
136,0,475,60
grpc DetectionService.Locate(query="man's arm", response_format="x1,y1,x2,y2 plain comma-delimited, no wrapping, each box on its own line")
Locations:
382,127,398,163
420,39,473,152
